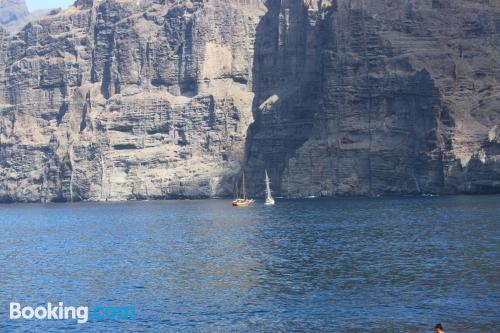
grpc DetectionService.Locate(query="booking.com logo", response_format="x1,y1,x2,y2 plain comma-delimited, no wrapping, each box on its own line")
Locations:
9,302,136,324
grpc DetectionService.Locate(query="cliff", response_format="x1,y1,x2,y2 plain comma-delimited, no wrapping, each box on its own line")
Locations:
0,0,28,26
246,0,500,197
0,0,49,33
0,0,498,202
0,0,266,202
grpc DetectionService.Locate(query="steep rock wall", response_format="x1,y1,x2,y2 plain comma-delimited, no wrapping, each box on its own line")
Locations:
246,0,500,197
0,0,499,202
0,0,266,202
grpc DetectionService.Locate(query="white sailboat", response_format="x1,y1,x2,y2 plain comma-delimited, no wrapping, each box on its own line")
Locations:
264,170,275,206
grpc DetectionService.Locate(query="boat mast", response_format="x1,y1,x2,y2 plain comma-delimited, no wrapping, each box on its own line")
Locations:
234,181,239,200
242,171,247,199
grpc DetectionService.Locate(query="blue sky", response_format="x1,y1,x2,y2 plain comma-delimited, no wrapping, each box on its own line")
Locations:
26,0,75,12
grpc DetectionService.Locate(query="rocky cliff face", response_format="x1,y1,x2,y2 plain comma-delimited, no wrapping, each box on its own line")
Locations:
0,0,50,33
0,0,266,202
0,0,28,29
0,0,498,202
246,0,500,197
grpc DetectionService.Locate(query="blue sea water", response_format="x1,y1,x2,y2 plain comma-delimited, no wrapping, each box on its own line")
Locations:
0,195,498,332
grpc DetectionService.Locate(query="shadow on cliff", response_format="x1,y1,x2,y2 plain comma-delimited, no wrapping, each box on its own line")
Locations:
240,0,467,198
241,0,281,197
242,0,327,198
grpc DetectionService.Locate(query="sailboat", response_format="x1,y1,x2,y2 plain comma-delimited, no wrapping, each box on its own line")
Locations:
264,170,275,206
232,171,255,207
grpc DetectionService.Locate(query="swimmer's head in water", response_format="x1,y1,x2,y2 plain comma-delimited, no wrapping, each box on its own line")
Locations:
435,323,445,332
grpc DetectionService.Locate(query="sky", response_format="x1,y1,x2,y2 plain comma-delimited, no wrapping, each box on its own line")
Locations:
26,0,75,12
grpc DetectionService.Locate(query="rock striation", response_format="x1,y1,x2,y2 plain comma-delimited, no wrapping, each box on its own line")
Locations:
0,0,498,202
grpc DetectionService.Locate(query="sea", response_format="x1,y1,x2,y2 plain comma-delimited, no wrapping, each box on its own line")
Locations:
0,195,498,332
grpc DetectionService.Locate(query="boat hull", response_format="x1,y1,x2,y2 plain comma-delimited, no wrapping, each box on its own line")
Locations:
232,199,255,207
264,198,275,206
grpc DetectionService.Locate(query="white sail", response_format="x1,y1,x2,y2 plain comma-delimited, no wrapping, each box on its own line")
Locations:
264,170,275,206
